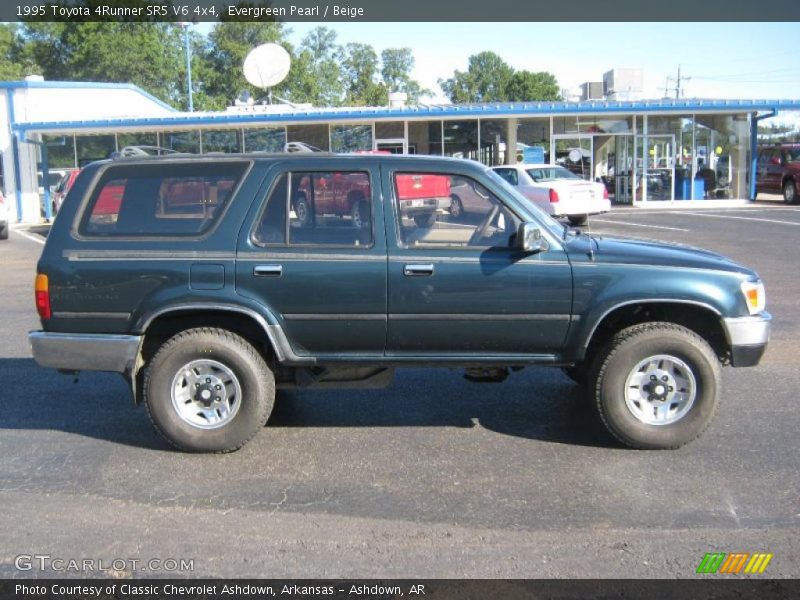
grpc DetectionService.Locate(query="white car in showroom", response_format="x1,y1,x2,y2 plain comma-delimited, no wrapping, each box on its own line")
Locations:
492,163,610,226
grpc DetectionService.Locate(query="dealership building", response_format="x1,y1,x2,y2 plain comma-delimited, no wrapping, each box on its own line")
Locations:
2,77,799,223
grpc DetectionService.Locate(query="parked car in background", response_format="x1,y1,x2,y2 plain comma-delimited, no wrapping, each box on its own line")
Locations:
492,163,610,226
0,190,8,240
756,144,800,204
295,170,450,229
52,169,81,214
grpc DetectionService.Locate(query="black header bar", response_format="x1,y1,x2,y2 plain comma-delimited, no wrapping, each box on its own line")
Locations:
1,579,800,600
4,0,797,22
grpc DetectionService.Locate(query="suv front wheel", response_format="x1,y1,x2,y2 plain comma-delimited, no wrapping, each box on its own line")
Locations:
143,327,275,453
590,322,720,449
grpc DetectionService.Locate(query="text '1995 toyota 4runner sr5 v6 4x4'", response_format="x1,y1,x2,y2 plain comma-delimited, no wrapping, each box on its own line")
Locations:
29,153,771,452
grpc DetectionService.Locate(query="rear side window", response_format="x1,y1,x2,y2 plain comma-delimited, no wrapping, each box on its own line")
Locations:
78,162,249,237
252,170,373,248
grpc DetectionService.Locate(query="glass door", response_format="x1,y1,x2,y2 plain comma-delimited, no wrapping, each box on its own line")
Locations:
612,135,634,204
551,135,592,180
636,134,676,201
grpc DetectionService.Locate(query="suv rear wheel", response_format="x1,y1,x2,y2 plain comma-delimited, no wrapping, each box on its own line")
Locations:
143,327,275,453
590,322,720,449
783,179,797,204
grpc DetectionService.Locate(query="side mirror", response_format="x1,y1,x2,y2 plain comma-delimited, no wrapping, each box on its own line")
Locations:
517,222,548,254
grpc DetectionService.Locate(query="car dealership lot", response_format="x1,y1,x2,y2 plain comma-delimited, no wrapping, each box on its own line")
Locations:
1,204,798,578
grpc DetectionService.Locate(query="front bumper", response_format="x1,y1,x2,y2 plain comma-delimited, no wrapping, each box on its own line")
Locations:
29,331,141,373
723,311,771,367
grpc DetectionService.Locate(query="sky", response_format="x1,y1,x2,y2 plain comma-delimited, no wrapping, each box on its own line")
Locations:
198,21,800,124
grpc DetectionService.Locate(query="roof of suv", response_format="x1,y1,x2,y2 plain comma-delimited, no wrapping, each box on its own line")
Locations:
105,152,476,166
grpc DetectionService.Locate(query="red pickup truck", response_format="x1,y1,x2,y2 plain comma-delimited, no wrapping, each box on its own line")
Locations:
295,171,451,228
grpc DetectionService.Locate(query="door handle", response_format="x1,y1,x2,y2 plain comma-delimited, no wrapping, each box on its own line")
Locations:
254,264,282,277
403,263,434,277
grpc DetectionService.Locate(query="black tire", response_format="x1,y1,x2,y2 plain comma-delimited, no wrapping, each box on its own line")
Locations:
589,322,720,450
413,212,436,228
294,194,312,226
449,194,463,218
143,327,275,453
0,224,7,240
568,214,588,227
350,194,370,229
783,180,797,205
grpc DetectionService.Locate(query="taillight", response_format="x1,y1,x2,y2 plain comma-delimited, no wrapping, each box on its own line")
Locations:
35,273,51,320
549,188,560,203
603,186,609,200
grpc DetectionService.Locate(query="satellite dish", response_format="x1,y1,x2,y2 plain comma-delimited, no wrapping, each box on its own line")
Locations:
243,43,291,89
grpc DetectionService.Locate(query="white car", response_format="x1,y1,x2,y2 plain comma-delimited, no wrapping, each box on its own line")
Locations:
492,163,610,226
0,190,8,240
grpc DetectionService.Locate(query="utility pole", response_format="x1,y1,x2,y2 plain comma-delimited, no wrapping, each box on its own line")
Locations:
666,65,691,99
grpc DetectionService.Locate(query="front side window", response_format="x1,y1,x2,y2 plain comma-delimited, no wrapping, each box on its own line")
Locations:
78,162,248,237
252,171,373,248
394,172,520,249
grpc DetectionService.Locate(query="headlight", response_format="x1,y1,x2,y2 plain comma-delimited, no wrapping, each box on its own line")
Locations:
740,280,766,315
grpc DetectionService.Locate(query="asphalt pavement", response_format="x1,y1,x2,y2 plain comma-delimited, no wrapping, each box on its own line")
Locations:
0,201,798,578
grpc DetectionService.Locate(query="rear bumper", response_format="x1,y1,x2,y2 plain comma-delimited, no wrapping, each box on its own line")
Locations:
723,312,771,367
29,331,141,373
552,198,611,217
399,197,452,215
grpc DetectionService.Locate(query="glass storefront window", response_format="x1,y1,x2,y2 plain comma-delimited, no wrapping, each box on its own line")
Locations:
286,124,329,151
694,114,749,200
75,134,116,166
117,132,157,151
243,127,286,153
576,116,633,134
553,116,580,135
331,124,372,153
202,129,242,153
375,121,404,140
407,120,442,155
443,120,478,161
517,118,550,163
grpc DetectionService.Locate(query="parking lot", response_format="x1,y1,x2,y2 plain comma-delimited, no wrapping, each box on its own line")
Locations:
1,201,798,578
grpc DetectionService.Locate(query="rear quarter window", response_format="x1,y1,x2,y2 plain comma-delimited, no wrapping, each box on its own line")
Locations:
77,161,249,237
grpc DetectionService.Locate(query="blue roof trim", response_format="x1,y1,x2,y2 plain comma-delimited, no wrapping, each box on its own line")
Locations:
0,80,176,112
11,98,800,134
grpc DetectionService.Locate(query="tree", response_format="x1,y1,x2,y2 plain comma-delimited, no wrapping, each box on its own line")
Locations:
380,48,427,104
284,26,344,107
506,70,560,102
439,51,560,103
439,51,514,103
194,22,286,111
339,43,385,106
0,24,38,80
22,22,185,106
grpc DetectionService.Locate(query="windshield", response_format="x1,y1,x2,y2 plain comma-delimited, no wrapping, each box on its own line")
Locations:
485,169,565,239
526,166,580,182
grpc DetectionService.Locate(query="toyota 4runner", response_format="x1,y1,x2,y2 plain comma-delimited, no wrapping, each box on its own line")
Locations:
29,153,771,452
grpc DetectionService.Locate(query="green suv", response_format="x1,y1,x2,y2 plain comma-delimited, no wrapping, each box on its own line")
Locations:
29,153,770,452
